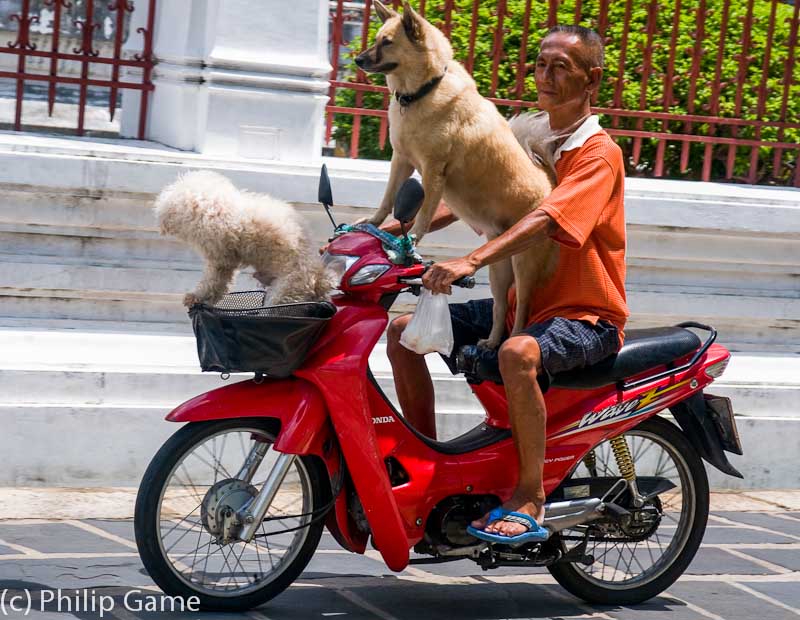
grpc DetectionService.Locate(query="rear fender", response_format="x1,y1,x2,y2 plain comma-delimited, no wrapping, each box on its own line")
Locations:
670,392,743,478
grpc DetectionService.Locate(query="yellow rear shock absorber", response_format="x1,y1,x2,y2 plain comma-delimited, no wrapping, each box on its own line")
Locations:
609,435,635,481
583,449,597,473
609,434,644,506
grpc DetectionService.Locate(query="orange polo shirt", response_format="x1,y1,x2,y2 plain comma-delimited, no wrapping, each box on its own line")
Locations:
506,129,629,342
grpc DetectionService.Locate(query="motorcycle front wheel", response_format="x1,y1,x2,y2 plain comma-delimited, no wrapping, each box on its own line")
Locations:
548,415,710,605
134,419,329,611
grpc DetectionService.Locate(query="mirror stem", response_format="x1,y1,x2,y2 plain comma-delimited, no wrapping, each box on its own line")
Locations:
323,203,337,230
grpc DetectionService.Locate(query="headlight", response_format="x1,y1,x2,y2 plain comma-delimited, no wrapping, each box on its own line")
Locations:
321,252,359,285
349,264,390,286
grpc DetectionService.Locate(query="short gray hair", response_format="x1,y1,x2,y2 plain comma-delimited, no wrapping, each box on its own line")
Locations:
544,25,605,71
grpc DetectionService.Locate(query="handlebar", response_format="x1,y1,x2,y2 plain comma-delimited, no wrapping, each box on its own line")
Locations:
398,275,476,289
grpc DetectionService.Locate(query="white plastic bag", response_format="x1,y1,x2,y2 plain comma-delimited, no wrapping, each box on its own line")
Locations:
400,288,454,356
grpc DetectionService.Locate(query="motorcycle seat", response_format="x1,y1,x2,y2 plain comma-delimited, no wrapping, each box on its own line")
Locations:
456,326,702,390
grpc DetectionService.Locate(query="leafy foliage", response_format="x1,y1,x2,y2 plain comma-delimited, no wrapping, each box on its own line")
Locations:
331,0,799,184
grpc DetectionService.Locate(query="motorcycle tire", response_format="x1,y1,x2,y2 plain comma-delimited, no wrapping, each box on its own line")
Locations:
548,415,710,606
134,419,329,612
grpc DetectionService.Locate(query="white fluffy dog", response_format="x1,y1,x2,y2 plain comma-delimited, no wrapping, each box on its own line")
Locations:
154,170,336,307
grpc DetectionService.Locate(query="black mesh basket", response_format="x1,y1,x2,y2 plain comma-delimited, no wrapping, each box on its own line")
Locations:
189,291,337,377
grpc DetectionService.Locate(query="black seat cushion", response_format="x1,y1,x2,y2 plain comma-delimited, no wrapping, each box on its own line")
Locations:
456,326,701,390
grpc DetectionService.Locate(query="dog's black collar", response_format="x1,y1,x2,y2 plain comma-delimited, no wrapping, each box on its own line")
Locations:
394,67,447,108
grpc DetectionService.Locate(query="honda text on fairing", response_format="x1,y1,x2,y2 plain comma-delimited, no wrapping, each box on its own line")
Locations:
134,166,743,611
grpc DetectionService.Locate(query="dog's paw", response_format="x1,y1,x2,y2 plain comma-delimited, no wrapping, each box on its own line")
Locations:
252,271,275,287
368,212,391,226
477,337,501,350
408,225,426,242
183,292,202,307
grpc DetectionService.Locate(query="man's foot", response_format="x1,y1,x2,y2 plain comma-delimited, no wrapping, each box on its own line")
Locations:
471,496,545,538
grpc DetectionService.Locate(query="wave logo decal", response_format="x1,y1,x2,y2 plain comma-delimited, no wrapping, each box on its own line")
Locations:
553,379,692,439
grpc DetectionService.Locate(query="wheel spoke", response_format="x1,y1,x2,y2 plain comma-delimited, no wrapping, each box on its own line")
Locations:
645,537,656,566
164,516,203,554
196,443,234,481
188,537,215,572
177,464,203,503
160,503,203,540
239,432,247,460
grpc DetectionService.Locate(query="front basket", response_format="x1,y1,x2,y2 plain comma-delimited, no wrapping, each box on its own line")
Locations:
189,291,336,377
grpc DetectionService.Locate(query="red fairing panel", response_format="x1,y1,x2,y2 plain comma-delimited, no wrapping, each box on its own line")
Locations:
465,346,722,494
296,301,411,572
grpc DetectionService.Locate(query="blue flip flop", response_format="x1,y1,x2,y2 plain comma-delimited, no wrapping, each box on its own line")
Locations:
467,507,550,545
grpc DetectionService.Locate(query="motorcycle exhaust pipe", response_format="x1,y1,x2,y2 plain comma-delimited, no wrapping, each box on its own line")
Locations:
542,498,604,534
429,498,609,558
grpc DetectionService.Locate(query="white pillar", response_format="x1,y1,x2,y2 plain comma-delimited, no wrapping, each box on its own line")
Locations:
120,0,331,162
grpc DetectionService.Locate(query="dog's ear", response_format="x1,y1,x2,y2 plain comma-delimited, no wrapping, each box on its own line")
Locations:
402,1,423,42
373,0,397,23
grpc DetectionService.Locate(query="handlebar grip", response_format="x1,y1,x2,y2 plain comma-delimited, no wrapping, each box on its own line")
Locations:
453,275,476,289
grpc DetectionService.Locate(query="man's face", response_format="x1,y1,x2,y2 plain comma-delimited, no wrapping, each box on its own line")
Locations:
534,32,596,112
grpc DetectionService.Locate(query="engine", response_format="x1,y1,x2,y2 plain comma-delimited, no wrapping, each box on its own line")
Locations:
423,495,499,548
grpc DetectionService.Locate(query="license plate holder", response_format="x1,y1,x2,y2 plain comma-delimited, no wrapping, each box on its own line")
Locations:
705,395,743,455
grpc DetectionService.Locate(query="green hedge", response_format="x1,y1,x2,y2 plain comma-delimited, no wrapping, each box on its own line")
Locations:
332,0,800,185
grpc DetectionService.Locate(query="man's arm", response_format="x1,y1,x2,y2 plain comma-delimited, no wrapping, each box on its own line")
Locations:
466,209,558,270
380,201,458,236
423,209,558,294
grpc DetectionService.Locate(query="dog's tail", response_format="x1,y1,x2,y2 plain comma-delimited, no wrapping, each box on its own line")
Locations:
509,111,591,179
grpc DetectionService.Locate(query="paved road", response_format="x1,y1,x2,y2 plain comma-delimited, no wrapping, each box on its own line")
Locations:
1,508,800,619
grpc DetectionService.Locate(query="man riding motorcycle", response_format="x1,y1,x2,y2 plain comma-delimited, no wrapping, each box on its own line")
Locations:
385,25,626,544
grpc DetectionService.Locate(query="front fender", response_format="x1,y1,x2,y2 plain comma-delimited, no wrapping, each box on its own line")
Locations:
166,377,328,455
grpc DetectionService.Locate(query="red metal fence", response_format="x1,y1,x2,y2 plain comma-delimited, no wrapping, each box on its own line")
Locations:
327,0,800,186
0,0,155,138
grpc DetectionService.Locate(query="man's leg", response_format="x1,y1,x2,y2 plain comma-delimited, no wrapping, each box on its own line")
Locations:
471,334,546,535
386,314,437,439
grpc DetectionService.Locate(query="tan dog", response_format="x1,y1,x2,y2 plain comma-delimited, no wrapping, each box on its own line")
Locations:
357,1,558,349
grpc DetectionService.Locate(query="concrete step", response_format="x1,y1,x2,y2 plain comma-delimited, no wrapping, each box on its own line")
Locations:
0,402,483,487
0,405,795,489
0,329,797,415
0,404,175,486
0,229,196,268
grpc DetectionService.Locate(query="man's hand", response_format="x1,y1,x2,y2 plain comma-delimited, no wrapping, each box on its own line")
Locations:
423,257,478,295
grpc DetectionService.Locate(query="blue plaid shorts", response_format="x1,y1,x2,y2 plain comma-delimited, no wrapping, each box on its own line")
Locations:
440,298,620,385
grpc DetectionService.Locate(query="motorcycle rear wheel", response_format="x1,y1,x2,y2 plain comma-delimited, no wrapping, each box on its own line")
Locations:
548,415,709,605
134,419,328,612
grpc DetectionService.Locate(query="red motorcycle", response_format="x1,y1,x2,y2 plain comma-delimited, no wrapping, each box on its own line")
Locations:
135,168,743,611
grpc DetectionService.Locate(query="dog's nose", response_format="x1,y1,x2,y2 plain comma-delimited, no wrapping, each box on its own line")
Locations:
355,53,366,68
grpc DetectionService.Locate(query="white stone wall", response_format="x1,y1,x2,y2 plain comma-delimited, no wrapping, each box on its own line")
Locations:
119,0,331,161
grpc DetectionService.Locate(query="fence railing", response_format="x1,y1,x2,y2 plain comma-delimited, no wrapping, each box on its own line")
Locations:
0,0,155,138
326,0,800,187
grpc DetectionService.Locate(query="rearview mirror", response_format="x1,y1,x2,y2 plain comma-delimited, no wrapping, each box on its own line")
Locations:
394,178,424,224
318,164,333,207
